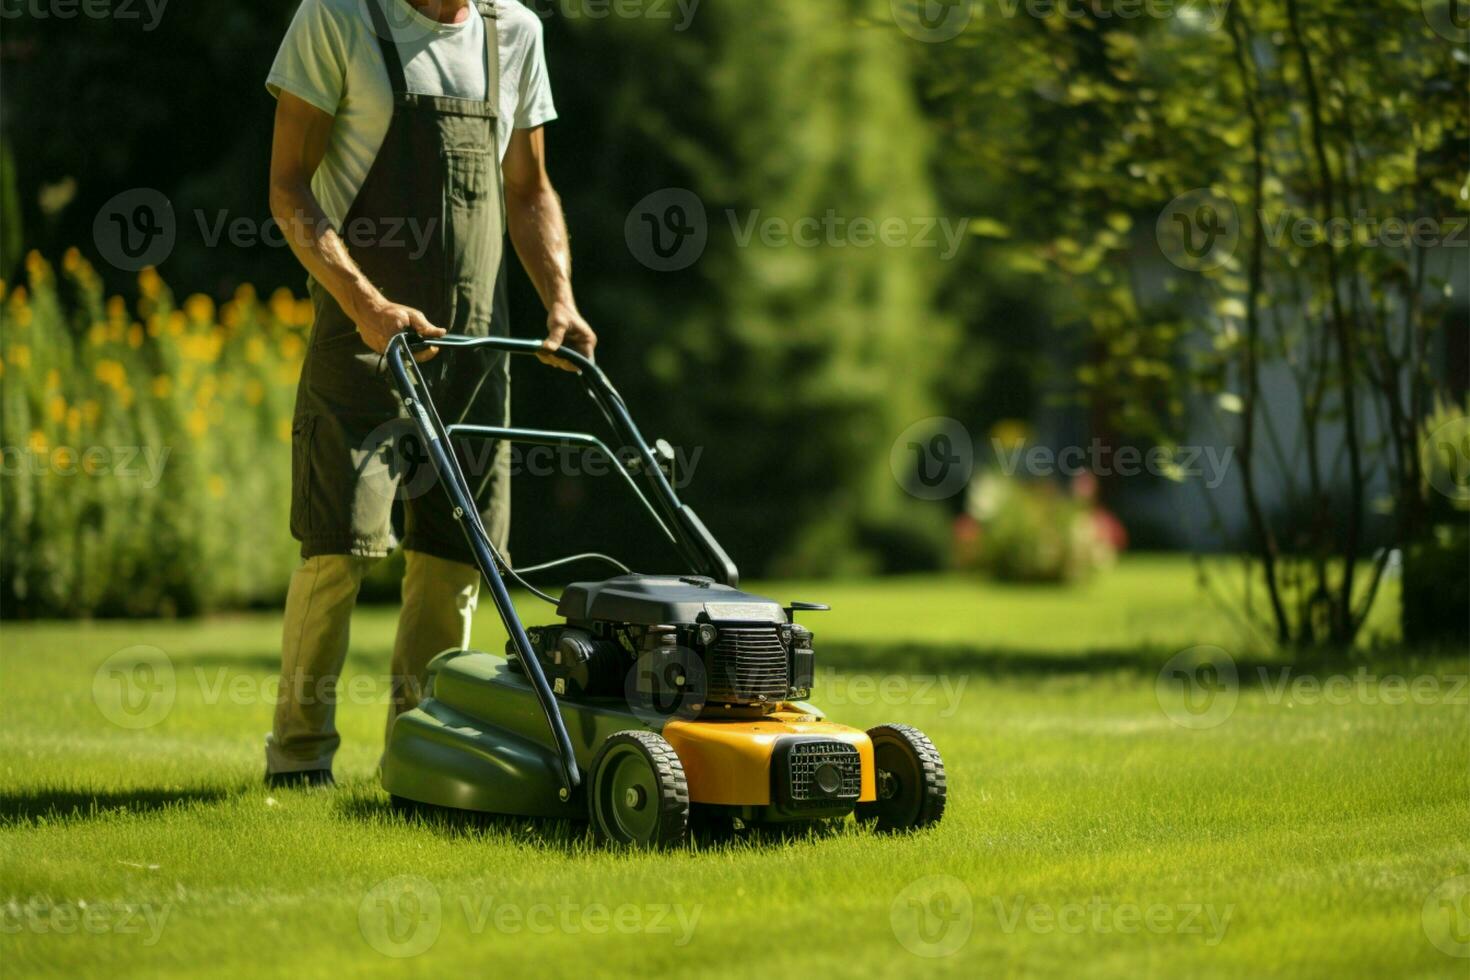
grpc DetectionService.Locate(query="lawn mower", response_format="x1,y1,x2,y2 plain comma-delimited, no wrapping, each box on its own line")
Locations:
379,332,946,846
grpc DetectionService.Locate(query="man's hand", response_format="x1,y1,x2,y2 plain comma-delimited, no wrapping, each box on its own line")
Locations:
538,300,596,371
351,291,446,361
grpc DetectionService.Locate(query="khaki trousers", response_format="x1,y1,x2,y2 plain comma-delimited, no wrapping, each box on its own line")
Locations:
265,550,481,774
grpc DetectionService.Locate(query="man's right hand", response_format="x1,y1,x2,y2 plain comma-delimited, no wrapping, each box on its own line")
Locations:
350,291,446,361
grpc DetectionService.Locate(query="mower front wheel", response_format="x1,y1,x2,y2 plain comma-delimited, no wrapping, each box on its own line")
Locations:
856,724,946,832
588,730,689,848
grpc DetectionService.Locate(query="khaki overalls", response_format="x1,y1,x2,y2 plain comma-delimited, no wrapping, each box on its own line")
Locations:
268,0,511,775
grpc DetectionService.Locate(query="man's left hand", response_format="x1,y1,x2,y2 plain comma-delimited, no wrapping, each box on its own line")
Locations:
538,300,597,371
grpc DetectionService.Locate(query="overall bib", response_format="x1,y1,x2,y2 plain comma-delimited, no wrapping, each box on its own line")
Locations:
269,0,511,776
291,0,511,564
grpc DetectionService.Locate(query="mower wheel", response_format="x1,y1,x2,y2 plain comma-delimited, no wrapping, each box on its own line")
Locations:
855,724,946,832
588,730,689,848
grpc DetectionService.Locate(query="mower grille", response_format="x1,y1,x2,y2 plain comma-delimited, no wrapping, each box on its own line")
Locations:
787,740,862,804
705,624,789,704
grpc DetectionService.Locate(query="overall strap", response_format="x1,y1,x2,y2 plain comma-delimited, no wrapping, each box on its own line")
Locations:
365,0,409,98
476,1,500,108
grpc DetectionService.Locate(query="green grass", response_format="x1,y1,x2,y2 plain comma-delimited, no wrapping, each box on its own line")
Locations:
1,556,1466,978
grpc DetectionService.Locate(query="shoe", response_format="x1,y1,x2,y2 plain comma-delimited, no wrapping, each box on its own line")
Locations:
264,768,335,789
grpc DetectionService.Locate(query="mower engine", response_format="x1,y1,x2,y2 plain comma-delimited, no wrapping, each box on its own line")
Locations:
507,574,817,716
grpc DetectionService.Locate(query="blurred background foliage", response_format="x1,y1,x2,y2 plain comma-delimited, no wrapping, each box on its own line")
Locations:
1,0,1466,645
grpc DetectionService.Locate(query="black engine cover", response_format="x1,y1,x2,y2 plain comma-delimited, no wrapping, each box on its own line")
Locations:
556,574,785,626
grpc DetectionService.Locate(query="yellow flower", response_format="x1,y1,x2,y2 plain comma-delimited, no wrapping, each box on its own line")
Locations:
245,337,266,364
10,345,30,369
269,288,296,323
106,295,128,323
7,284,27,308
186,408,209,438
280,334,304,362
24,251,49,284
184,293,215,323
45,369,60,391
128,324,144,349
138,266,163,300
244,379,265,406
27,429,47,453
80,400,101,425
88,322,107,346
221,301,241,330
207,475,226,499
48,395,66,423
62,247,81,273
990,419,1031,453
66,407,81,435
168,311,186,336
234,282,257,305
151,375,173,398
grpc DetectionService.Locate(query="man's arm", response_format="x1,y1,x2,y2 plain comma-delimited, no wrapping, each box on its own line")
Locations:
503,126,596,371
268,90,445,357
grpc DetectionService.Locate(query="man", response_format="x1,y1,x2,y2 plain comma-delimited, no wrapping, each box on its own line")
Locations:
264,0,595,786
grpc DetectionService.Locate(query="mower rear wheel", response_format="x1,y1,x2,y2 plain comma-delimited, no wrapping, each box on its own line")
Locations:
855,724,946,832
588,730,689,848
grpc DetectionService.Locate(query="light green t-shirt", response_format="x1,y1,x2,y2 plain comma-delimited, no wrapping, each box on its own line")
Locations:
267,0,556,227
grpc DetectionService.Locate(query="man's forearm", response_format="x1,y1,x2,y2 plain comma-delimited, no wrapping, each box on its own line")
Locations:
507,181,577,313
268,177,381,321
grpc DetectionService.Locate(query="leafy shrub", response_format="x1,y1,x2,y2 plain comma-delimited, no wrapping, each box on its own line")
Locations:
0,251,308,616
